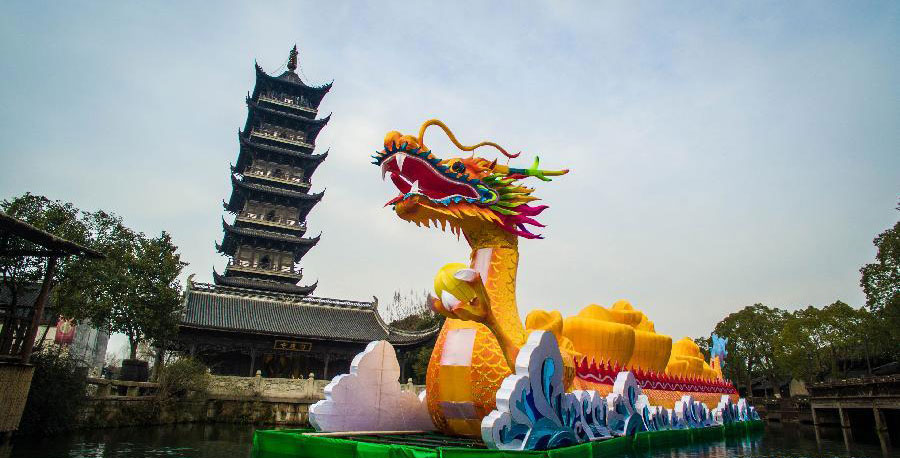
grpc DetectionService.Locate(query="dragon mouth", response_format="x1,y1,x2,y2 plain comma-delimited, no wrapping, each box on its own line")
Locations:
381,152,481,206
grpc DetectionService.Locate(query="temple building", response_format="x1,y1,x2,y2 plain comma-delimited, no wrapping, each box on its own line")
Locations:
171,46,438,379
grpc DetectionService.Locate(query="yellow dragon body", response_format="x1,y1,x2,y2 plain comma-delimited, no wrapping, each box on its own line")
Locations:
372,120,734,437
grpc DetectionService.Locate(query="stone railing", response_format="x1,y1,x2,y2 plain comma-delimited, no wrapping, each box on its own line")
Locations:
86,377,159,400
208,372,425,400
83,373,426,402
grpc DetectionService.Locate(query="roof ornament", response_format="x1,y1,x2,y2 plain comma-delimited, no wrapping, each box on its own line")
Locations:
287,45,299,72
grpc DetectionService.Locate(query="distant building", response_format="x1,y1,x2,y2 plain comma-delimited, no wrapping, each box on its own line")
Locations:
0,285,108,371
169,46,438,378
67,322,108,371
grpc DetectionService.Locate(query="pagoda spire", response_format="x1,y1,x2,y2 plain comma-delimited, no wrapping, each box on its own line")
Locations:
287,45,298,72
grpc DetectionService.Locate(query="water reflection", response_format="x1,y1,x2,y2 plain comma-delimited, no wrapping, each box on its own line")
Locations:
625,423,888,458
1,422,891,457
4,423,257,458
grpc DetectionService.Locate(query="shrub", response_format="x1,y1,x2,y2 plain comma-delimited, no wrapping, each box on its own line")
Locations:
18,345,87,436
157,357,210,401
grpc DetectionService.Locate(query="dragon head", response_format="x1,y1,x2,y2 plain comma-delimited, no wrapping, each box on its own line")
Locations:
372,120,568,240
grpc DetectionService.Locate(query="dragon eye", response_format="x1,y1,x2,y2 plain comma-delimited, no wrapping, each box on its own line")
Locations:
451,161,466,173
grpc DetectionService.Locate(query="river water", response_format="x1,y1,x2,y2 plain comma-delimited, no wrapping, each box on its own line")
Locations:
2,423,891,458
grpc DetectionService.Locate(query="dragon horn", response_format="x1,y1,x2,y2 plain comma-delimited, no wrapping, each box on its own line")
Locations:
417,119,520,158
494,156,570,181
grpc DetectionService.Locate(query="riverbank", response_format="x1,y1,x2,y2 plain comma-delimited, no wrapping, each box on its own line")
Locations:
75,374,425,429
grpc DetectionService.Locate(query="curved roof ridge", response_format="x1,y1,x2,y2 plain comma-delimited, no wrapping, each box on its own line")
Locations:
246,98,329,125
255,62,333,92
223,218,319,245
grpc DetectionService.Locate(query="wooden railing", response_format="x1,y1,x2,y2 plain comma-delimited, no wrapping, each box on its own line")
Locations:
259,94,316,113
250,129,313,149
237,213,307,231
244,169,310,188
226,263,303,279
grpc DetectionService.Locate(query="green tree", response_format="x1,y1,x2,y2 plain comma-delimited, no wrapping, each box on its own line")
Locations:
693,336,711,360
76,211,185,359
772,301,879,383
0,194,91,354
713,304,787,395
774,306,828,382
386,289,443,384
859,214,899,355
2,193,186,360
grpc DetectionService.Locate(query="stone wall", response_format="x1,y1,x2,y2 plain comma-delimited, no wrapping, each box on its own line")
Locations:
78,398,206,429
207,373,329,400
76,374,426,429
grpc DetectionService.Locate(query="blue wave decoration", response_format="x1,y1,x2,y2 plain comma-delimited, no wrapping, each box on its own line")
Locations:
481,331,760,451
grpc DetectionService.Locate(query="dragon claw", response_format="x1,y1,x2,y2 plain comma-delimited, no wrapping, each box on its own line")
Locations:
433,263,491,323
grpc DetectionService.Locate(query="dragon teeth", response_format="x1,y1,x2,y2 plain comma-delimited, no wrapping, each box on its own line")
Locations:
410,180,420,194
395,152,407,171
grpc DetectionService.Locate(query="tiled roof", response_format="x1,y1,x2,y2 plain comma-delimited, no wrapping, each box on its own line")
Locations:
255,63,332,93
179,282,438,344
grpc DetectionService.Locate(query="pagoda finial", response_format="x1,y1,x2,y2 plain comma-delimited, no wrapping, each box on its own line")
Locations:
287,45,298,72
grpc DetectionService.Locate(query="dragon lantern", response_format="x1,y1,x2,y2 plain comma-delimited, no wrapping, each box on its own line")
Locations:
372,120,735,437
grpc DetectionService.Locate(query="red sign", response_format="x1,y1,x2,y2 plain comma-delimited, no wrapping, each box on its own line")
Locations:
54,318,76,346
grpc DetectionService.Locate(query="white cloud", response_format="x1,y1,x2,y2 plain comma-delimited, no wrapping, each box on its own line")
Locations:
309,340,433,432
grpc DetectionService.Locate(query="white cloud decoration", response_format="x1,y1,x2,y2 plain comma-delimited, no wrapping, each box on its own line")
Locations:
309,340,434,432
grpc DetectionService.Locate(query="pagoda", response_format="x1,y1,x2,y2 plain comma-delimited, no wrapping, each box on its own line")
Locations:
214,45,329,295
171,46,440,379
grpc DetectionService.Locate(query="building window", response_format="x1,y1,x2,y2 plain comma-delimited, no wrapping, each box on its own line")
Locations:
265,210,276,222
259,256,271,269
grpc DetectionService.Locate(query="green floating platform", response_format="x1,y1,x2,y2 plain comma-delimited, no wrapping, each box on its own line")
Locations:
252,421,764,458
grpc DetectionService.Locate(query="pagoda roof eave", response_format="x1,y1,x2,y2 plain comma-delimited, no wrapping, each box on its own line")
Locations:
254,63,332,98
237,131,327,161
229,174,325,201
222,218,320,246
244,103,331,144
212,271,317,295
246,99,329,126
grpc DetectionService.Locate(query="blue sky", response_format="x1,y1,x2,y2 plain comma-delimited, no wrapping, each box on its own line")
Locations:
1,1,897,354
